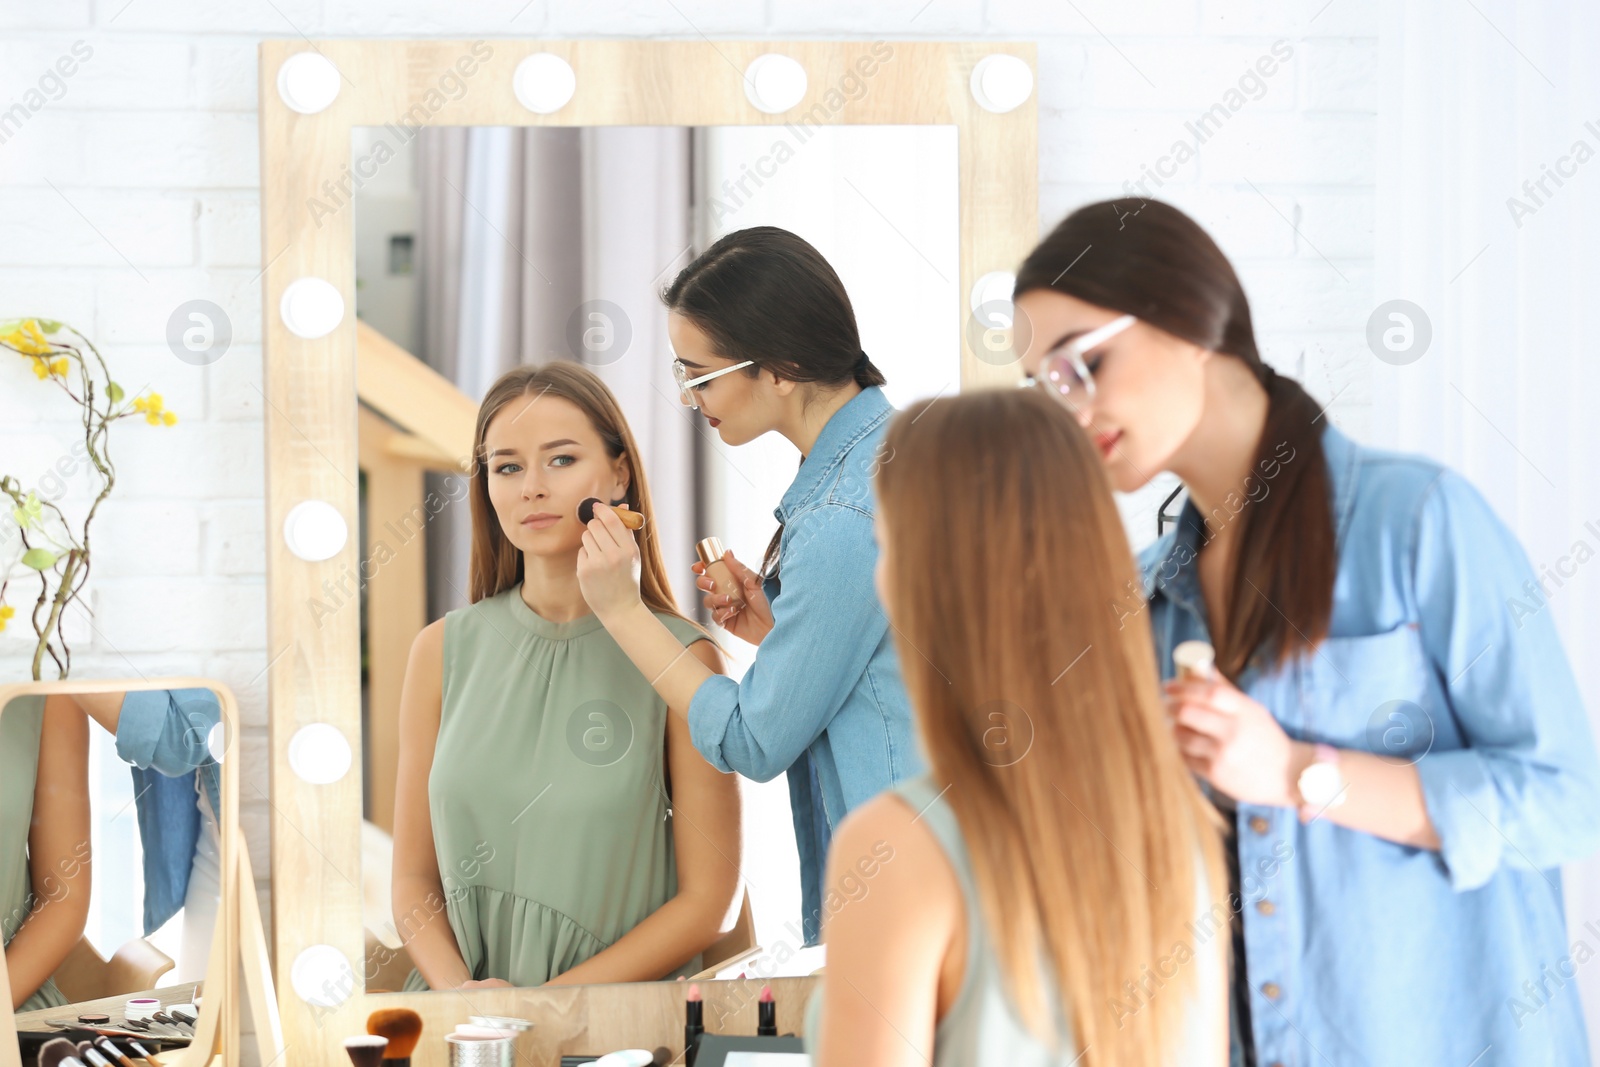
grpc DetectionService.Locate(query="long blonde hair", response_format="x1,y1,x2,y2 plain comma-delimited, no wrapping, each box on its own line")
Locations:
875,387,1227,1067
467,362,698,637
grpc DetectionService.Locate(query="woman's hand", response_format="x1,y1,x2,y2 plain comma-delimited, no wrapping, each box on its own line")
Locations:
1165,675,1299,808
692,550,773,646
576,504,644,623
457,977,512,990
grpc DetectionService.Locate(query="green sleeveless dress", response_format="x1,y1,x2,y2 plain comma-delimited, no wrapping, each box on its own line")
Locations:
1,694,68,1012
804,775,1224,1065
402,586,712,990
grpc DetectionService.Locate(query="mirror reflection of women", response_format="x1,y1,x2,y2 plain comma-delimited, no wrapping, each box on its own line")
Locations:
1,694,89,1011
806,389,1229,1067
1013,199,1600,1064
391,363,741,991
576,227,924,945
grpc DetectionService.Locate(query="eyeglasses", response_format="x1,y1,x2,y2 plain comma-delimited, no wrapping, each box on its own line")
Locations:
1019,313,1137,412
672,358,756,409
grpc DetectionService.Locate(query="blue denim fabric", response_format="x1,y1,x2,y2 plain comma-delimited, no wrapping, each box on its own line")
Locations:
687,385,924,945
116,688,223,936
1141,422,1600,1065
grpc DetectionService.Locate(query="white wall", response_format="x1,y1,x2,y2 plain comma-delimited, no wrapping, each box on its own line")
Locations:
0,2,1379,1056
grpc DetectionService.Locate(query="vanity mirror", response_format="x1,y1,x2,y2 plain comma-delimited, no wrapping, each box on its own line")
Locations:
261,38,1035,1065
0,679,252,1067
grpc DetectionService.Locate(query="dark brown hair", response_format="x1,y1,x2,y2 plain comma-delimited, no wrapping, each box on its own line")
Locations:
663,225,888,577
1015,199,1335,678
877,388,1227,1066
662,225,886,391
467,361,702,640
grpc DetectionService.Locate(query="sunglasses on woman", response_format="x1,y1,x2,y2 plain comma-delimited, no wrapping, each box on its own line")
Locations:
672,358,755,409
1018,313,1137,411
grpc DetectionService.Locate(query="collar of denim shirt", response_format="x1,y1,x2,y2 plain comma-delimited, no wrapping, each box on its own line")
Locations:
1141,419,1364,616
774,384,894,525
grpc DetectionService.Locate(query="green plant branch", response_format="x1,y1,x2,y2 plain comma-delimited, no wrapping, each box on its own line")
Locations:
1,319,173,680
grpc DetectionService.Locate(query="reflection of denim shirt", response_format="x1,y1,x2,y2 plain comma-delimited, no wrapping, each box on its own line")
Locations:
688,386,924,944
1141,422,1600,1064
116,688,223,936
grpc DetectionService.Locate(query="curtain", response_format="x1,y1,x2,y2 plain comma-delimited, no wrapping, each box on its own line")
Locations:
1375,1,1600,1045
579,127,699,611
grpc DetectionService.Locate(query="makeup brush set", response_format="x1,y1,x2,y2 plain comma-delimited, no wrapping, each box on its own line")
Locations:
17,998,198,1066
24,1033,172,1067
40,1004,198,1041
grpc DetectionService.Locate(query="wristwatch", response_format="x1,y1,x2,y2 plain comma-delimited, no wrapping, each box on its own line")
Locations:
1296,743,1346,817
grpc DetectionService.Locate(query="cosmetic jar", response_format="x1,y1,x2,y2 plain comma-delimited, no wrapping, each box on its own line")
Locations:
446,1032,515,1067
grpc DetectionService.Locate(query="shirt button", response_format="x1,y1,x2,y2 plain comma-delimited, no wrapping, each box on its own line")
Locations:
1256,900,1276,916
1261,981,1281,1000
1249,815,1269,834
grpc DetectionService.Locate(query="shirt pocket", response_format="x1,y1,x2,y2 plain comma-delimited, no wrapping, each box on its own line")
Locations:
1296,622,1436,759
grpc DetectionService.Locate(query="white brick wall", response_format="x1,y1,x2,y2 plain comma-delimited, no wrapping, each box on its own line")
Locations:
0,2,1378,1056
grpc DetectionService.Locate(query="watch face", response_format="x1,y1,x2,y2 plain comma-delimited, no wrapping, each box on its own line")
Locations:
1299,762,1346,809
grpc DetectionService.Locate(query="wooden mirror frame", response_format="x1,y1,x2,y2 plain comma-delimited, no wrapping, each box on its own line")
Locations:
0,678,246,1067
259,37,1036,1064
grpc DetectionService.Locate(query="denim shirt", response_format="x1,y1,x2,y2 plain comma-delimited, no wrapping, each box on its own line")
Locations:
688,385,925,944
116,687,223,936
1140,422,1600,1065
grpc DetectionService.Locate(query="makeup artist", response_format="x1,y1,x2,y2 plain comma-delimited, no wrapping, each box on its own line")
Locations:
576,226,923,945
1011,199,1600,1064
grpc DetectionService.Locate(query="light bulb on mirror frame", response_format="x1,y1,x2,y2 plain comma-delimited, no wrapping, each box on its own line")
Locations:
744,53,808,114
276,52,341,115
970,54,1034,114
514,52,577,114
279,277,346,340
282,500,348,563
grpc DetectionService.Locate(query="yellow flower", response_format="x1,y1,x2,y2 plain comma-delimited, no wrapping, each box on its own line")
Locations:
133,392,177,426
26,354,68,379
2,320,52,357
0,604,13,633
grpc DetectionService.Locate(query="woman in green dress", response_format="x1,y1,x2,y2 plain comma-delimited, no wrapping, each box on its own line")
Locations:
2,692,91,1011
393,362,742,991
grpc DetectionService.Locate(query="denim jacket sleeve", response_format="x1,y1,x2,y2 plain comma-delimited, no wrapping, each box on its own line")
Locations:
1410,470,1600,890
688,502,888,781
116,688,222,779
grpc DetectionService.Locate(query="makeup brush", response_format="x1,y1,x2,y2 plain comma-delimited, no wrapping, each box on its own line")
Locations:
37,1038,87,1067
92,1037,140,1067
150,1011,190,1033
104,1035,161,1067
76,1040,118,1067
42,1021,151,1041
578,497,646,530
367,1007,423,1067
343,1034,390,1067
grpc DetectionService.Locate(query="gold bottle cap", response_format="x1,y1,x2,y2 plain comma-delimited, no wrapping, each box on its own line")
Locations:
696,537,726,566
1173,640,1216,678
